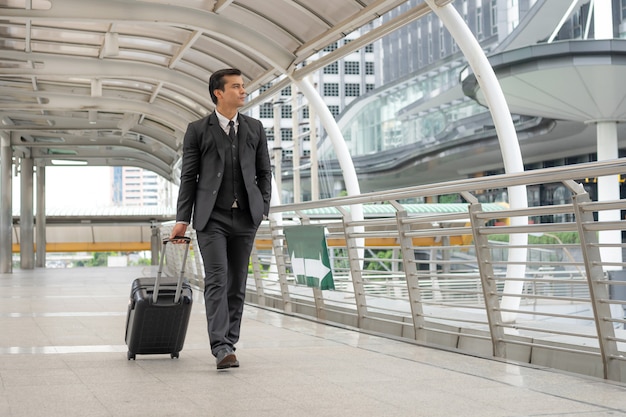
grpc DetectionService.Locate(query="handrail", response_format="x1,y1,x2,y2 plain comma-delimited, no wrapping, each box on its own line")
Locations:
161,158,626,382
268,158,626,212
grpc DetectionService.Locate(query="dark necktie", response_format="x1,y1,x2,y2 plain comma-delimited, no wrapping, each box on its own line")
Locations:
228,120,236,141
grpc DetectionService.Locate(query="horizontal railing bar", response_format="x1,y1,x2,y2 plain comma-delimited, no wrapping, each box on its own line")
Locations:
268,159,626,215
497,308,595,320
500,339,601,356
499,323,598,339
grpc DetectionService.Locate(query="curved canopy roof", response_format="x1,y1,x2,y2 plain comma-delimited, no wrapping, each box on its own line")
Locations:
462,40,626,123
0,0,411,182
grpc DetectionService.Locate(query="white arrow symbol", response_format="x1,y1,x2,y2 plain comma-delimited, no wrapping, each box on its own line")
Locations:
291,251,330,282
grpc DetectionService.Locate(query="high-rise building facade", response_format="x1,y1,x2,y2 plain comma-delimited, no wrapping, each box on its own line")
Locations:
111,166,173,207
332,0,626,211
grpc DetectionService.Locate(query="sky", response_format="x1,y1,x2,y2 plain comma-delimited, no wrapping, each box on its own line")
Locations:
12,166,112,210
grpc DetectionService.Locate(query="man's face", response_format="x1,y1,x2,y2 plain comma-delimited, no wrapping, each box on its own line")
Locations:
216,75,246,108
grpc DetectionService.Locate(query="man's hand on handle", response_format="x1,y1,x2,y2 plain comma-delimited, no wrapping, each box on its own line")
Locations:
169,223,188,243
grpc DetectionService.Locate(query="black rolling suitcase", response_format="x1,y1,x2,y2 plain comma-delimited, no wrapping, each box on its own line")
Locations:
125,237,193,360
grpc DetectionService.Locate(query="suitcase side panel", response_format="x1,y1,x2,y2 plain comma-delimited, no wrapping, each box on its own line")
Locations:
125,279,193,356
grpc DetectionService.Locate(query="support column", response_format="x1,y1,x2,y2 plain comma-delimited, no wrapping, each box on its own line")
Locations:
35,162,46,268
20,157,35,270
0,131,12,273
273,98,283,203
426,0,528,323
294,77,364,264
309,98,319,201
294,77,361,199
596,121,622,270
292,89,301,203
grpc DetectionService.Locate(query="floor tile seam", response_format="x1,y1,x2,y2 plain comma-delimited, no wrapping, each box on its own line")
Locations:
0,312,127,318
0,309,207,318
0,295,126,299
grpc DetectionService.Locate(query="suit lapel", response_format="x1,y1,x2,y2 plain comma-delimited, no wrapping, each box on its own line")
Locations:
208,112,226,162
237,115,249,161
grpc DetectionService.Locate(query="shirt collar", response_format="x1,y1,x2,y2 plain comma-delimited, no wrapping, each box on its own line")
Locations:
215,110,238,131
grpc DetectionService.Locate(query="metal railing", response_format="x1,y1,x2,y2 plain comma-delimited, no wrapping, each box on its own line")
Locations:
160,158,626,382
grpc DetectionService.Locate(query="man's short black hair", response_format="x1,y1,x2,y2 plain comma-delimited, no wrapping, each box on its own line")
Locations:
209,68,242,105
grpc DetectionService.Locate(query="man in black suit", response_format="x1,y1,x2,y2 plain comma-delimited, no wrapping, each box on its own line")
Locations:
170,68,272,370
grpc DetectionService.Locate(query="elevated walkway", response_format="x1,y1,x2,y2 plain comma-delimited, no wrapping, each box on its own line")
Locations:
1,266,625,417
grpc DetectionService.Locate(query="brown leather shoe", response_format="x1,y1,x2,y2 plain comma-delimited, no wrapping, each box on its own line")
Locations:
216,348,237,369
231,356,240,368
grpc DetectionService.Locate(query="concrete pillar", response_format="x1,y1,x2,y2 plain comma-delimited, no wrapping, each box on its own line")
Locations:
0,131,12,273
596,121,622,270
36,162,46,268
20,157,35,269
273,98,283,203
292,89,301,203
309,99,319,201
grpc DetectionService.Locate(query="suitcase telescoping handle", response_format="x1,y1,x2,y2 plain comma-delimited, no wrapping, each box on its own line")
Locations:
153,236,191,304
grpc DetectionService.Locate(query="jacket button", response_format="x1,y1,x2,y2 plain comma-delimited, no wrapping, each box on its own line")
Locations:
217,172,221,177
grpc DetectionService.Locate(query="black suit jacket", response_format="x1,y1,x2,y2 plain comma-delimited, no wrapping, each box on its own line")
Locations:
175,112,272,230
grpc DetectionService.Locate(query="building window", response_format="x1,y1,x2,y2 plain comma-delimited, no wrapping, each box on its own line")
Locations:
345,83,360,96
365,61,375,75
476,4,483,36
323,42,337,52
323,62,338,74
265,127,273,141
328,105,340,118
281,104,292,119
281,128,292,141
259,103,273,118
365,43,374,53
491,0,498,35
462,0,468,22
365,83,375,92
439,26,446,58
301,106,309,119
417,27,423,66
301,126,310,141
259,83,271,93
323,83,339,96
427,32,433,63
344,61,360,75
281,86,291,96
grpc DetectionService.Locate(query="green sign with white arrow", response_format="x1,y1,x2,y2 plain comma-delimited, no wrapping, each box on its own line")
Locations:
284,225,334,290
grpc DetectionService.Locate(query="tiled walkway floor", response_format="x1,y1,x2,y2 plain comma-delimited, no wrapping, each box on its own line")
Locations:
1,266,626,417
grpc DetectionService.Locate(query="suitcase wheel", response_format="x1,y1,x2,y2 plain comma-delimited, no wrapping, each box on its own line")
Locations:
127,351,136,360
171,352,179,359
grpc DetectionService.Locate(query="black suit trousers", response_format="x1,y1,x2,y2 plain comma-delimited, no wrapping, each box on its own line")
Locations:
195,207,258,356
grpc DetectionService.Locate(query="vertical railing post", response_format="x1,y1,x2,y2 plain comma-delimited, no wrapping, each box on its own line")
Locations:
390,200,425,341
189,230,204,289
0,131,12,273
463,192,507,358
337,207,368,328
150,221,160,266
269,217,292,314
249,245,266,307
298,213,327,321
566,180,620,381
